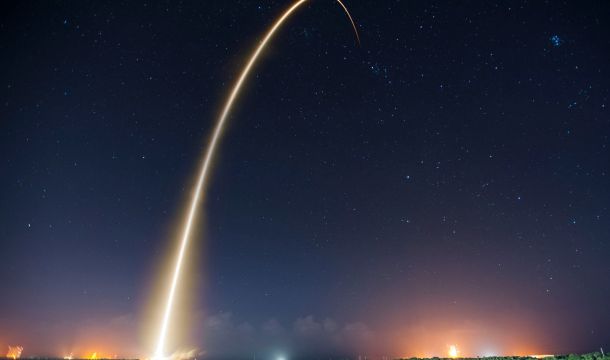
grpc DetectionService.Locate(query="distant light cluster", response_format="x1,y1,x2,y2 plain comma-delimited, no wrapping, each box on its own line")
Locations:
550,34,563,47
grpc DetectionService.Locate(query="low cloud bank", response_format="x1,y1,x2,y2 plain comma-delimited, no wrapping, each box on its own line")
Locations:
199,312,377,357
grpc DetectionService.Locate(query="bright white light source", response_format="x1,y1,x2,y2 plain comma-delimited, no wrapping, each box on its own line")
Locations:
449,345,459,358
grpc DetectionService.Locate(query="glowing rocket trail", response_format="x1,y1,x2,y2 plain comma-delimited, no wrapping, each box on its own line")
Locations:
336,0,360,45
153,1,359,358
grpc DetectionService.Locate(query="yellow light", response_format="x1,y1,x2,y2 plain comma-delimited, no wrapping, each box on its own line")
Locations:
152,1,360,358
449,345,459,358
6,346,23,360
152,1,309,358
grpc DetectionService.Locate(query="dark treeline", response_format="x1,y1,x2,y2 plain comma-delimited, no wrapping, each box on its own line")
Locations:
401,353,609,360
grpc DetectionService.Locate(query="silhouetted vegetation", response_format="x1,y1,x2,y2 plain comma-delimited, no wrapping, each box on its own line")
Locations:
400,353,609,360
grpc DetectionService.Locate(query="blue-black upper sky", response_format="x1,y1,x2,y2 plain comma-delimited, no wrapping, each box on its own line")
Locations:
1,0,609,358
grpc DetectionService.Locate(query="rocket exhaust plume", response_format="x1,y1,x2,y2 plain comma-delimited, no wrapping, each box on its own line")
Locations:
153,1,360,358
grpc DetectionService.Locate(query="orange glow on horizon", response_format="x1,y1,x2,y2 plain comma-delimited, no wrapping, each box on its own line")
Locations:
86,352,117,359
59,351,118,360
7,346,23,360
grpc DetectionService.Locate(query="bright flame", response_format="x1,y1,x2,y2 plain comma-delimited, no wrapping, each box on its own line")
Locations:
64,353,73,360
90,352,98,360
6,346,23,360
448,345,459,358
152,1,360,359
530,355,554,359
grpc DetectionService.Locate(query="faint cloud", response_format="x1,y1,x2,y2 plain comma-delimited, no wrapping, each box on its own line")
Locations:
261,318,285,336
197,312,376,356
293,315,322,336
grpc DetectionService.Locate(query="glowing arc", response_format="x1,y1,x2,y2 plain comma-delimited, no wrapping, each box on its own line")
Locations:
336,0,360,45
153,1,309,358
153,1,359,358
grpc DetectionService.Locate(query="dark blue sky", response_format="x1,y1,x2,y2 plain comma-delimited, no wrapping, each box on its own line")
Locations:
1,0,609,358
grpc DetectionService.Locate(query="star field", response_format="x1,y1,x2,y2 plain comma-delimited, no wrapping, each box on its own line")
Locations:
0,0,609,358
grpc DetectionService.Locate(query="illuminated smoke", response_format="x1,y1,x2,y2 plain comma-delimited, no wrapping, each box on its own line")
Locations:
153,1,360,359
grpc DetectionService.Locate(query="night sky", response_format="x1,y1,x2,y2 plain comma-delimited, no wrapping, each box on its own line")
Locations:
1,0,609,359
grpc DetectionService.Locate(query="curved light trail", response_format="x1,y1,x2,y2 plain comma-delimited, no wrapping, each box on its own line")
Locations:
153,1,360,359
337,0,360,45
